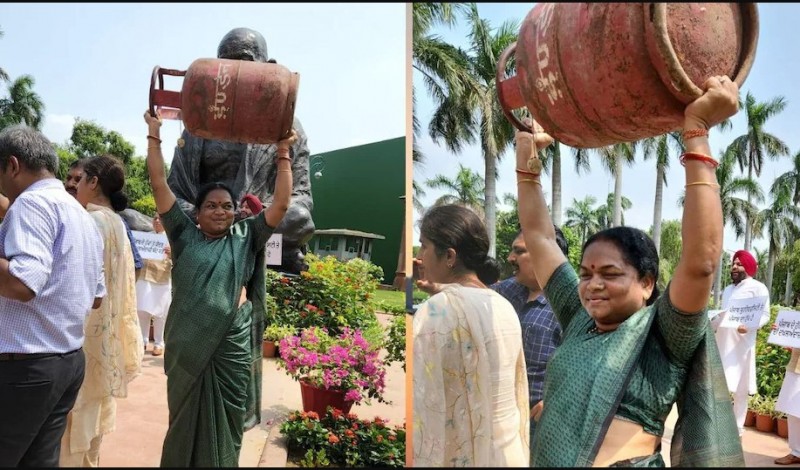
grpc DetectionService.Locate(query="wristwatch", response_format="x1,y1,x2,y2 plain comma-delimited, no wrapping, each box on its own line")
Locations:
527,156,543,174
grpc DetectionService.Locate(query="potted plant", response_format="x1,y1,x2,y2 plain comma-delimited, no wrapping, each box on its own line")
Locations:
745,394,761,427
775,410,789,438
755,396,776,433
263,324,295,358
277,326,390,416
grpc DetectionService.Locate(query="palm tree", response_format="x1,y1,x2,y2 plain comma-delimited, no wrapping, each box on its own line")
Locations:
0,27,9,83
641,132,682,253
680,144,764,304
565,195,601,247
773,151,800,303
575,142,637,228
538,140,565,226
728,91,790,250
421,3,519,257
425,163,486,215
752,181,800,293
0,75,45,130
596,192,632,230
412,3,470,217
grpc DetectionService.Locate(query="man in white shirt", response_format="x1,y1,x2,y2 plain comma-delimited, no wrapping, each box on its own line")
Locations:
0,125,105,466
712,249,770,437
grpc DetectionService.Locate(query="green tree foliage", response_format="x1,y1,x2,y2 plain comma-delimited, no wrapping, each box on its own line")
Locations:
70,119,135,163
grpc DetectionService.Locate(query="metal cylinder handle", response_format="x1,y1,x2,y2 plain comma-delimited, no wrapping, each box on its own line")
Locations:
149,66,186,119
647,3,759,103
496,42,532,134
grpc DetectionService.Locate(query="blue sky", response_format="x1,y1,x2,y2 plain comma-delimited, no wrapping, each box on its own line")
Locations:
414,3,799,257
0,3,406,163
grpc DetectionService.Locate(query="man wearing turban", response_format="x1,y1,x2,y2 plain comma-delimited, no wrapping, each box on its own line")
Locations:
239,193,263,218
712,249,770,437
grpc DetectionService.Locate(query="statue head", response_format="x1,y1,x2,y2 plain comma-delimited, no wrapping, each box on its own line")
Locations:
217,27,271,63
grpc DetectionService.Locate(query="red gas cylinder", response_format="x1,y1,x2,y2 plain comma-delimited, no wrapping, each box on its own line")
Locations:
149,58,299,144
496,3,759,149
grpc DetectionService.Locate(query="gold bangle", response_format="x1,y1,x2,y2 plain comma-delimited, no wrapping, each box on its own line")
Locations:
517,178,542,186
685,182,720,188
277,169,291,173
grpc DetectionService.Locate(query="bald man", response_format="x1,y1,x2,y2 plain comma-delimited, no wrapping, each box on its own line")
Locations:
712,249,770,437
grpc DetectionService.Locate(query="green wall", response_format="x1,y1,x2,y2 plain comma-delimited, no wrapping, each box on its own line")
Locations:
309,137,405,284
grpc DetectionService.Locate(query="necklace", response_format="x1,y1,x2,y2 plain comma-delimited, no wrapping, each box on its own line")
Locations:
588,325,610,335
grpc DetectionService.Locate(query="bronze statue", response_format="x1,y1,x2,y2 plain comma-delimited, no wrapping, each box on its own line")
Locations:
166,27,314,273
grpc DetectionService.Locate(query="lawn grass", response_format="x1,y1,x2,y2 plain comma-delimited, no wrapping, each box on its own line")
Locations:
371,289,406,311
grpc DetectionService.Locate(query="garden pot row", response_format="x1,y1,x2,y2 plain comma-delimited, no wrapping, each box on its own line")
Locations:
745,409,789,438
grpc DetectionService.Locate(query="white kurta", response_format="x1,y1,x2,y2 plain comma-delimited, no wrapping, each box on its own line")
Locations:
712,277,770,394
776,350,800,418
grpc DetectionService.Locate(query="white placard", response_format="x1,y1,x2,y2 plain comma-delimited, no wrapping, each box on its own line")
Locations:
267,234,282,266
767,309,800,349
708,309,725,320
718,295,768,329
131,230,168,260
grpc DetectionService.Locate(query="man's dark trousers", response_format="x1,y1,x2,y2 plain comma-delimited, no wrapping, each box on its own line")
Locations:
0,349,85,466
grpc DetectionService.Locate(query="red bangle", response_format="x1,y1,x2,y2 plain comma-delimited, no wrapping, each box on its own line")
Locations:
516,168,540,177
147,135,162,143
682,128,709,140
680,152,719,168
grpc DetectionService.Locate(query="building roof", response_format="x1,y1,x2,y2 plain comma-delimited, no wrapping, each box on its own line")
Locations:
314,229,385,240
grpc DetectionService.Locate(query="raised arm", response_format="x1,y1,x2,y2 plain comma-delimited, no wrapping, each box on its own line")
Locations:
515,123,567,289
143,111,177,215
669,76,739,313
265,130,297,229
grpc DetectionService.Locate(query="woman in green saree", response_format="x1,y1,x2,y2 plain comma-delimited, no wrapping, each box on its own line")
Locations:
515,76,744,467
143,110,296,466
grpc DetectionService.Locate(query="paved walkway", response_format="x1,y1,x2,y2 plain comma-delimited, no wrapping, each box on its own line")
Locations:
98,313,407,467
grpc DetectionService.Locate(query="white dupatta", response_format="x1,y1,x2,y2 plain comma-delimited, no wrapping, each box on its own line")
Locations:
412,284,529,467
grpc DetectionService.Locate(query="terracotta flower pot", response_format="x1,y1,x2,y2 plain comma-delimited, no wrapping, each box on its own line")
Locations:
744,410,756,427
777,417,789,438
299,381,354,417
755,413,774,433
262,341,277,358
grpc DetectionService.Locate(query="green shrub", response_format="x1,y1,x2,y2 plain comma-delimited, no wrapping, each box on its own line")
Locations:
131,194,156,217
384,313,406,371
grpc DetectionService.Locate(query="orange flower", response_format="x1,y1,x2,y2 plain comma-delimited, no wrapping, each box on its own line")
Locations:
347,413,359,420
279,277,290,284
328,433,340,444
345,429,355,438
388,435,396,441
307,411,319,420
377,435,384,443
